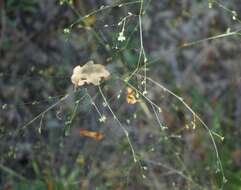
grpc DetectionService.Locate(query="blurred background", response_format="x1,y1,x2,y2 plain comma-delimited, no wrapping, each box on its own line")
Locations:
0,0,241,189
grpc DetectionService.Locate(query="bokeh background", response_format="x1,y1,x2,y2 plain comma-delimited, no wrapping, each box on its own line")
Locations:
0,0,241,189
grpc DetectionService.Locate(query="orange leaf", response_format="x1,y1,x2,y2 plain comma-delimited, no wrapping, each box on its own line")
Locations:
80,129,104,140
126,87,139,104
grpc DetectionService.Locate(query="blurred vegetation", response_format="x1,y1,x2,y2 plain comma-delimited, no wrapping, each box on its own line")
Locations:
0,0,241,189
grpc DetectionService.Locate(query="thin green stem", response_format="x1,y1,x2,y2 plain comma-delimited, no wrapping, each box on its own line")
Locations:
98,85,137,163
0,164,27,181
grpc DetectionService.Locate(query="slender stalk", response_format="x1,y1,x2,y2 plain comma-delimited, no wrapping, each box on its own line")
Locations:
98,85,137,163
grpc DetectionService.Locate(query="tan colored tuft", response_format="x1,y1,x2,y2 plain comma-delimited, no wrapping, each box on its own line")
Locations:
71,60,110,87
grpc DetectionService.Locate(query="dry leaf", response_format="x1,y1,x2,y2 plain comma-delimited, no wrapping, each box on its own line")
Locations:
83,15,96,27
47,180,53,190
71,60,110,87
80,129,104,140
126,87,139,104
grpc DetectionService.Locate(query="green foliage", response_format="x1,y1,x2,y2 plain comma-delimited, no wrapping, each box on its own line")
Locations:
5,0,37,13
